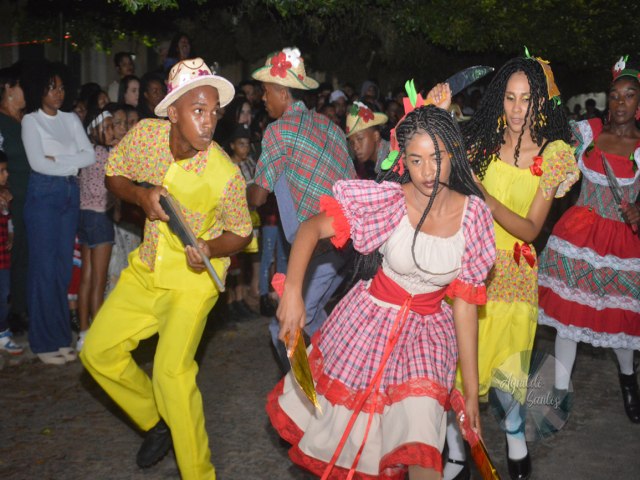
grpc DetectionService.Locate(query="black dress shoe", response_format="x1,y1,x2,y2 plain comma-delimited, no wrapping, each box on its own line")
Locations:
619,372,640,423
136,419,172,468
507,449,531,480
446,458,470,480
260,295,276,317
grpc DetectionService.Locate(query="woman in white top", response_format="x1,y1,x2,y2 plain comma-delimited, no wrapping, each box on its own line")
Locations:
21,62,95,365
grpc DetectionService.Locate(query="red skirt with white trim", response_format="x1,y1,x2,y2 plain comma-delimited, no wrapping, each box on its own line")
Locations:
538,205,640,349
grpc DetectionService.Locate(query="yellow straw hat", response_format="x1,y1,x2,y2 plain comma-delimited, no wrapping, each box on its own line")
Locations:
251,47,319,90
345,101,388,137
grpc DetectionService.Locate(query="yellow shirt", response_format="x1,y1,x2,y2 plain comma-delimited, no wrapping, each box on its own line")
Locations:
106,119,253,291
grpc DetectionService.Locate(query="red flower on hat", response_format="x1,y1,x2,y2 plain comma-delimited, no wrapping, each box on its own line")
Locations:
358,106,374,122
529,155,543,176
270,52,292,79
198,69,209,76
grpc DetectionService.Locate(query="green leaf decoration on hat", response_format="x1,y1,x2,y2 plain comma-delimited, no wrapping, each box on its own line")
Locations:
405,79,418,108
380,150,399,171
349,104,359,116
524,45,532,59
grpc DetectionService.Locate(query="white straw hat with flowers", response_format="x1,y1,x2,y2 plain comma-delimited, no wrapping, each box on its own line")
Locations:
155,57,235,117
345,101,388,137
251,47,319,90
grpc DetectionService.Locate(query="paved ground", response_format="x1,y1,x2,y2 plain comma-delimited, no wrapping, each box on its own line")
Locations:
1,310,639,479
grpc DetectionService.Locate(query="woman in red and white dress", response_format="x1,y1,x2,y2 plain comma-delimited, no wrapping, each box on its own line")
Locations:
538,55,640,423
267,87,496,479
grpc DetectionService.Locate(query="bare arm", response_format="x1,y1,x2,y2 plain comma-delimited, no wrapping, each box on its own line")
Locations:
452,297,481,437
479,183,557,243
247,183,269,208
277,212,336,349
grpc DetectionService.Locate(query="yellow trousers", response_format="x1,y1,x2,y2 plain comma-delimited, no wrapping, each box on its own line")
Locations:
80,254,218,480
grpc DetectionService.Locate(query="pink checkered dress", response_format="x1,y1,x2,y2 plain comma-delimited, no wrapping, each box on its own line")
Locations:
267,181,495,479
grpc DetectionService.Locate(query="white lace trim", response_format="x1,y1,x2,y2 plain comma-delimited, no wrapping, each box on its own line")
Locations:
545,236,640,272
538,275,640,313
538,309,640,350
575,120,640,187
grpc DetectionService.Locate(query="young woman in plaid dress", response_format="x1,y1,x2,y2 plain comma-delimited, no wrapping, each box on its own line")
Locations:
538,56,640,423
267,89,496,480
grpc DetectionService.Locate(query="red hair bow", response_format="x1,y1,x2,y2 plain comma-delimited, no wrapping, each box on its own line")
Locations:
514,242,536,268
529,155,543,176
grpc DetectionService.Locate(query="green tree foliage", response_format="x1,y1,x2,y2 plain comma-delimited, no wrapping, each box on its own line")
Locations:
8,0,639,95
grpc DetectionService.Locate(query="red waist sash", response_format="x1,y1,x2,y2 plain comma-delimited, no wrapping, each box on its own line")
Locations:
369,268,447,315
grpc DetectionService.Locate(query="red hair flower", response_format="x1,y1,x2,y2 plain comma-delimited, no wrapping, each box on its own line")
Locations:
358,107,374,122
270,52,292,78
529,155,543,176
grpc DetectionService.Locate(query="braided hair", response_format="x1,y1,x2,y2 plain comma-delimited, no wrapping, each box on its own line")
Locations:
353,105,483,280
463,57,571,179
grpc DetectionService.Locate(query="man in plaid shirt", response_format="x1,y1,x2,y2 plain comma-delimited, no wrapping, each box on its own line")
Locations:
249,47,355,371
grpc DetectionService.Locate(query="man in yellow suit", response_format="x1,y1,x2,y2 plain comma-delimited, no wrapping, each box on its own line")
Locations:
80,58,252,480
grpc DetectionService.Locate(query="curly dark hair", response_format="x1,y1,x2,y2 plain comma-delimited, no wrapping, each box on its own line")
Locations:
353,104,483,280
463,57,571,179
22,61,69,114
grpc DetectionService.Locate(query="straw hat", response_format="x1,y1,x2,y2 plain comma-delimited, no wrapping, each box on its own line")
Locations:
155,58,235,117
345,101,388,137
251,47,319,90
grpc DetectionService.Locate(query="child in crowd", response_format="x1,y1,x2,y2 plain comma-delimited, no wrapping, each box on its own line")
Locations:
0,150,21,355
104,104,143,294
225,125,259,319
76,110,116,350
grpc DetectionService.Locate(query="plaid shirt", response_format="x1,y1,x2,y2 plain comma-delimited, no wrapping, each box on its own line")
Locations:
254,101,355,222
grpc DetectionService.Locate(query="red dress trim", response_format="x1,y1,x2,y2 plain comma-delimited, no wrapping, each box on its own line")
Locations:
320,195,351,248
445,278,488,305
267,379,444,479
309,336,449,414
539,286,640,336
266,379,303,445
380,442,443,474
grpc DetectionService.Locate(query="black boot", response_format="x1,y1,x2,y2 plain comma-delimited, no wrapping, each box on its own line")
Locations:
619,372,640,423
136,419,172,468
507,443,531,480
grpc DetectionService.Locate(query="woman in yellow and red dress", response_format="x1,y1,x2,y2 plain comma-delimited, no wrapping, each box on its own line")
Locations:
444,53,580,480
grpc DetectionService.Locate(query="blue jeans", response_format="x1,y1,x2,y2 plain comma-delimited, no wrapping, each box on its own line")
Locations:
259,225,288,296
269,175,348,347
0,269,10,331
25,173,79,353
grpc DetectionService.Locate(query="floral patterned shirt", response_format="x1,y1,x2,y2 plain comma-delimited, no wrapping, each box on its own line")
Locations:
106,119,252,278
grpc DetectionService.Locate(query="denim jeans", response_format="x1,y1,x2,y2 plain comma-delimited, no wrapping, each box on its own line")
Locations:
0,269,10,331
25,173,79,353
269,175,347,347
258,224,288,296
